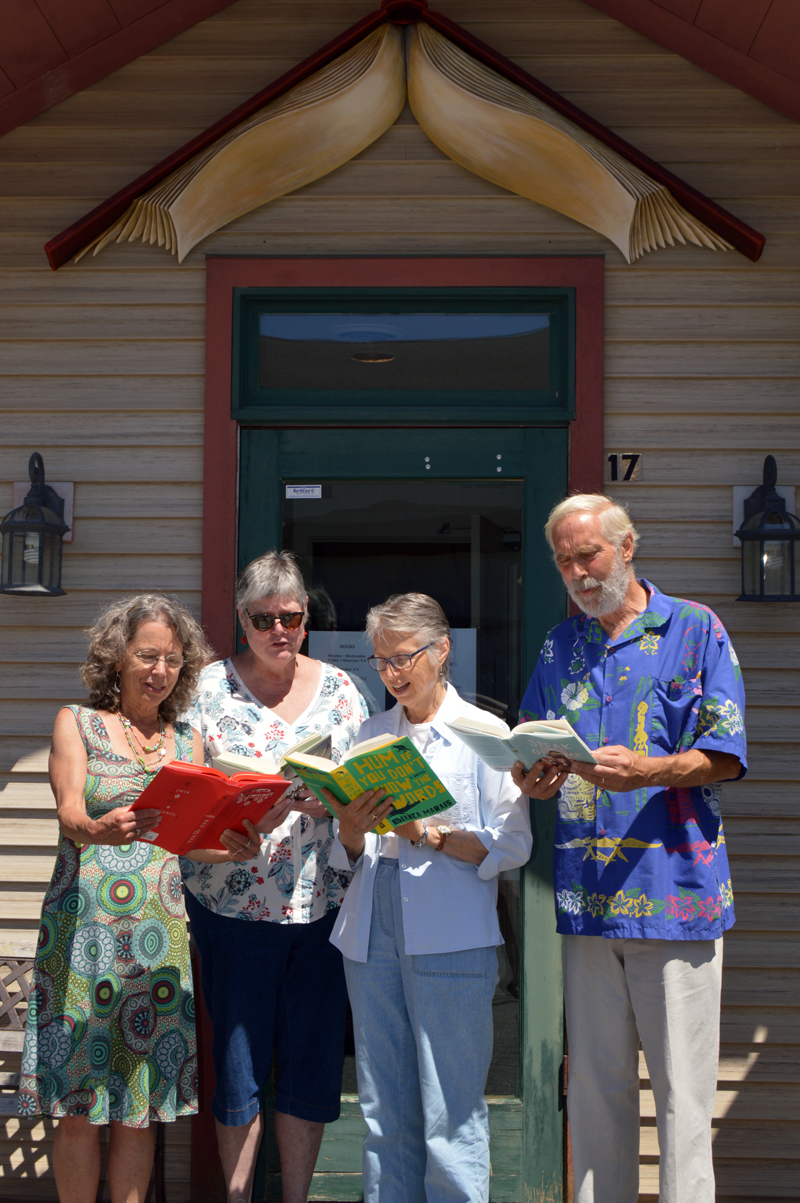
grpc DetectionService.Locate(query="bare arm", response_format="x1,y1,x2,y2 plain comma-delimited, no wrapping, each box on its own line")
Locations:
50,709,159,845
393,818,489,865
569,746,742,792
512,747,742,798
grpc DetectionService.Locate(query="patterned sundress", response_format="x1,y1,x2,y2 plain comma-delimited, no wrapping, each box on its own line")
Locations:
18,705,198,1127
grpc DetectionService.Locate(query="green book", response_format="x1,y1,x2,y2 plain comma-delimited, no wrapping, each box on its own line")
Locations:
282,733,458,833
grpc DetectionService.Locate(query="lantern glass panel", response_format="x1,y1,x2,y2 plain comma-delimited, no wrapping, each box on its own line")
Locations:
763,540,789,596
742,540,760,596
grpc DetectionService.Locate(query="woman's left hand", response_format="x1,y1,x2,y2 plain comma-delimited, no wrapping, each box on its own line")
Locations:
289,787,330,820
218,817,264,862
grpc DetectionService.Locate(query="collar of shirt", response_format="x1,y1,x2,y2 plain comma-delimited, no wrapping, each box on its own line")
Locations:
572,578,672,650
381,682,463,746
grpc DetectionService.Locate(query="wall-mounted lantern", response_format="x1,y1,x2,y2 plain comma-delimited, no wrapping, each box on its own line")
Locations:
735,455,799,602
0,454,70,596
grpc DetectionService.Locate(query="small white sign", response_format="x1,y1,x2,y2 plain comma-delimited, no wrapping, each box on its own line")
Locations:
285,485,322,499
308,628,478,717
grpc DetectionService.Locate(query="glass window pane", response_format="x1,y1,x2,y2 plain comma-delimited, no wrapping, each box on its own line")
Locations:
260,312,550,392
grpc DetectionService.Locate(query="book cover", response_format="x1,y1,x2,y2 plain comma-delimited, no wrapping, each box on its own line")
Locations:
283,736,458,833
130,761,290,856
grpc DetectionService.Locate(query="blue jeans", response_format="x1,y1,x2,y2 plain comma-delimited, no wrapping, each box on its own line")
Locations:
343,859,498,1203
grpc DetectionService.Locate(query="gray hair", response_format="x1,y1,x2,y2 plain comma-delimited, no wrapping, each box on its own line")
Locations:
544,493,640,554
365,593,451,682
81,593,213,723
236,550,307,614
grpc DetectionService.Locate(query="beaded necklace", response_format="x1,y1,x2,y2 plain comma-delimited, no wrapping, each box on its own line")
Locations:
118,713,167,772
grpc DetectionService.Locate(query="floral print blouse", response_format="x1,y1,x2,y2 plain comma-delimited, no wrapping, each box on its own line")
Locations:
521,581,747,941
182,658,367,923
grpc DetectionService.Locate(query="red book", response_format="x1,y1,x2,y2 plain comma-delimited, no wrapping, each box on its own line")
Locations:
130,760,290,856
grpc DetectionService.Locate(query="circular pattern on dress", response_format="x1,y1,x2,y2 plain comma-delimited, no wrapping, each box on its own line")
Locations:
133,919,168,967
139,1056,160,1098
38,1021,74,1070
153,1030,188,1082
107,1071,132,1122
96,842,152,873
69,923,116,977
89,1029,111,1073
158,862,185,917
180,991,195,1025
60,1007,88,1049
150,967,180,1015
118,991,156,1055
47,842,79,902
17,1088,40,1117
60,884,92,918
178,1053,198,1106
28,967,56,1030
92,972,122,1018
97,874,145,917
37,913,58,959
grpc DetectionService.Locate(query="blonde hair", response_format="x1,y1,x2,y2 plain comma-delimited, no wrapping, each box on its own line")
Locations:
365,594,451,682
544,494,640,554
81,594,213,723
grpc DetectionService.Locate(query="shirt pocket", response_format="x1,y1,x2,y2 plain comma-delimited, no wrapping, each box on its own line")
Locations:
434,771,477,826
650,675,702,754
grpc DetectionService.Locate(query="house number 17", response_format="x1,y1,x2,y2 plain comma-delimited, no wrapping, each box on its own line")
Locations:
606,453,642,482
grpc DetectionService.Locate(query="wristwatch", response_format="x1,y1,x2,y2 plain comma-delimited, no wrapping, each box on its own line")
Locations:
436,824,453,849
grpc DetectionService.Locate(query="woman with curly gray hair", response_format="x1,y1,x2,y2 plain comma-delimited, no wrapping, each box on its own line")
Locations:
18,593,238,1203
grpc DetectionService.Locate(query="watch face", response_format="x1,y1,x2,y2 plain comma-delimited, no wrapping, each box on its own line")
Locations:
439,825,453,836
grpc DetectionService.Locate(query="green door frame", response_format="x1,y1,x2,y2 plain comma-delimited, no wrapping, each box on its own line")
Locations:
193,256,604,1203
240,426,567,1202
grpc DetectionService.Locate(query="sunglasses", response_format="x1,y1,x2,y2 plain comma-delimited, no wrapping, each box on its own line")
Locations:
246,610,305,632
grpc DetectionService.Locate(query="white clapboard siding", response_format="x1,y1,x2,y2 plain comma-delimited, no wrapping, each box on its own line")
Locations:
0,0,797,1198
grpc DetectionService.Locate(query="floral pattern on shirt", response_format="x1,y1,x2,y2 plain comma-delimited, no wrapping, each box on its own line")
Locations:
181,659,367,923
521,581,746,941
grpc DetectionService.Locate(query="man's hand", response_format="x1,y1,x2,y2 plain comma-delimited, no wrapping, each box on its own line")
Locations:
511,758,570,799
569,746,651,793
570,746,743,792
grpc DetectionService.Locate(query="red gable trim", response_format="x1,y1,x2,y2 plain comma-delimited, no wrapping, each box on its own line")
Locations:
581,0,800,126
44,0,765,269
0,0,241,142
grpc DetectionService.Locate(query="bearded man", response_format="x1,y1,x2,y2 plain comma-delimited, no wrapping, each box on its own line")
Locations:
513,493,746,1203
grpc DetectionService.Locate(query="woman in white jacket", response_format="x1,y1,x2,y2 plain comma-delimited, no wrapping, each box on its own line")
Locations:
326,593,532,1203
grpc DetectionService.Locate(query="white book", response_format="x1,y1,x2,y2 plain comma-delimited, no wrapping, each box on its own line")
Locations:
212,731,333,797
445,713,597,773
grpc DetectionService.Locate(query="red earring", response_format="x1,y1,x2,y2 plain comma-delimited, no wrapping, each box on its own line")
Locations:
241,635,247,645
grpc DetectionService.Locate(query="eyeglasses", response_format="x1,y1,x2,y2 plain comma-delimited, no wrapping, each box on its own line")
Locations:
246,610,305,632
367,644,432,673
133,651,184,670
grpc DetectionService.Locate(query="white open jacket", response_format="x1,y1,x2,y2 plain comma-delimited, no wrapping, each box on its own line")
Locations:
329,685,533,962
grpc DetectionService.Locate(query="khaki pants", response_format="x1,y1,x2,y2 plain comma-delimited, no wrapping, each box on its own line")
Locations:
563,934,723,1203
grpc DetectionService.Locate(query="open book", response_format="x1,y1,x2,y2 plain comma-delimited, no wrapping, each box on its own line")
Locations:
211,731,333,800
130,761,290,856
79,22,728,266
445,714,597,773
283,733,457,834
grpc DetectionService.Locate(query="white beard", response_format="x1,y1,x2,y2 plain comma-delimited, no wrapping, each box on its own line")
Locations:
568,548,634,617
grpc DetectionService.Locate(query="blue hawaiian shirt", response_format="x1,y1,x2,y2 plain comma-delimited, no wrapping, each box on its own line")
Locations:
520,581,746,940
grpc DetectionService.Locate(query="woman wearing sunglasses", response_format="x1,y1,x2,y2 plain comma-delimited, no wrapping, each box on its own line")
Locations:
184,551,367,1203
325,593,532,1203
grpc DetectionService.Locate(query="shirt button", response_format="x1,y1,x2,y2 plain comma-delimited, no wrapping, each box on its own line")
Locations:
403,897,409,903
603,737,609,745
605,694,612,703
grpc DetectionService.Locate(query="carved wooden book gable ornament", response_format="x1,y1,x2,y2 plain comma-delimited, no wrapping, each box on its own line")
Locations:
44,0,765,269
